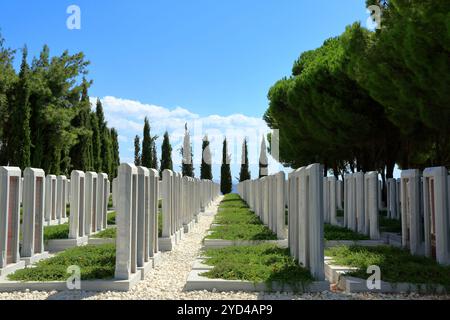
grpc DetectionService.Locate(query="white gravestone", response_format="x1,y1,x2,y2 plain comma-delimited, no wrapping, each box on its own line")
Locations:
400,169,424,255
69,171,85,239
364,172,380,239
21,168,49,265
0,167,26,276
115,163,138,280
84,172,98,235
45,175,57,225
423,167,450,265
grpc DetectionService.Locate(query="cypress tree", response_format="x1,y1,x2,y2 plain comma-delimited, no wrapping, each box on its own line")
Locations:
69,78,93,172
239,138,251,182
134,135,141,166
141,117,152,168
9,46,31,169
151,142,158,171
220,138,232,194
160,131,173,175
91,112,102,171
200,135,213,180
96,98,112,174
110,128,120,177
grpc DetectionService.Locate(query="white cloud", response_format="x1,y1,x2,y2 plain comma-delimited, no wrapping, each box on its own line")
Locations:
94,96,291,182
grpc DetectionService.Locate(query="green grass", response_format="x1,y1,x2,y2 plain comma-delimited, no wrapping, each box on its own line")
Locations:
108,195,113,209
379,215,402,234
206,224,278,241
44,223,69,240
206,194,277,241
325,245,450,288
94,228,116,239
324,224,370,241
105,211,162,237
8,244,116,281
201,244,314,290
107,211,116,225
158,212,162,238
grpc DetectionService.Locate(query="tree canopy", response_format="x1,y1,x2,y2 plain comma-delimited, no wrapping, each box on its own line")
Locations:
0,35,119,176
264,0,450,178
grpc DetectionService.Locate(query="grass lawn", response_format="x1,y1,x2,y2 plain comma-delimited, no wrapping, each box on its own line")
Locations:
108,195,113,209
324,224,370,241
325,245,450,288
8,244,116,281
44,223,69,240
201,244,314,289
102,212,162,238
107,211,116,225
379,215,402,234
206,194,277,241
94,228,116,239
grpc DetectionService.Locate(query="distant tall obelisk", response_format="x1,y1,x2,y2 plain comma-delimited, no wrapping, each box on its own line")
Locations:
259,136,268,178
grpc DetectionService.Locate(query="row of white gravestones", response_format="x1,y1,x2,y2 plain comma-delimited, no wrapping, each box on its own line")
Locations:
114,164,220,280
161,169,220,243
68,171,110,240
114,164,159,280
343,172,380,239
320,178,346,226
323,177,338,226
387,178,401,220
237,172,286,240
400,166,450,265
43,175,71,226
0,166,110,276
288,164,325,280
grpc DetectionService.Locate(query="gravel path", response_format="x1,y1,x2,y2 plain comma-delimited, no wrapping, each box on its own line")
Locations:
1,197,449,300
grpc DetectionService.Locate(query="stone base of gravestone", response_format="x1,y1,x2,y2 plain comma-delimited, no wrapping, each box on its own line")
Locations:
137,260,153,280
158,235,177,252
20,251,50,266
0,271,142,292
277,226,288,240
175,227,185,243
336,275,448,294
184,264,330,293
183,220,196,233
0,261,26,278
88,238,115,245
44,236,89,253
150,251,163,268
45,219,63,227
59,217,69,225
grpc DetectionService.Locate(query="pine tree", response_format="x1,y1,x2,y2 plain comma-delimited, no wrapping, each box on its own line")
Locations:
141,117,152,168
110,128,120,177
239,138,251,182
134,135,141,166
160,131,173,175
220,138,232,194
9,46,31,169
201,135,213,180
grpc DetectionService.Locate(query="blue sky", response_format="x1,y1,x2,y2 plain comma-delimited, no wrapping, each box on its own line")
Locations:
0,0,372,181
